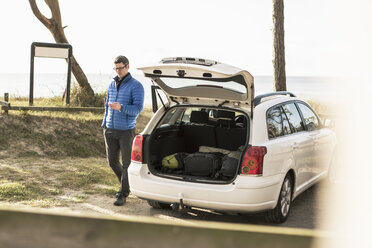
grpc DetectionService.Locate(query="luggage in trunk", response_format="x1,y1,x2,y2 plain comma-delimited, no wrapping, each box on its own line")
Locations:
161,152,189,169
221,156,239,178
184,152,223,176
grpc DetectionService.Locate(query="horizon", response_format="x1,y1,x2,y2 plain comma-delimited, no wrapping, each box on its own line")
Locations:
0,72,341,103
0,71,352,79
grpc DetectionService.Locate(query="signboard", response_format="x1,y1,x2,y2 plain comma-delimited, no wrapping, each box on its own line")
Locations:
34,47,70,59
30,42,73,105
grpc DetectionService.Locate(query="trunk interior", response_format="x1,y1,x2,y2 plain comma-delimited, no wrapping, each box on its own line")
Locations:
146,106,249,183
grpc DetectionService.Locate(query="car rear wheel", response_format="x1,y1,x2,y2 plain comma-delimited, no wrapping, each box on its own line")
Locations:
266,174,293,223
147,200,172,209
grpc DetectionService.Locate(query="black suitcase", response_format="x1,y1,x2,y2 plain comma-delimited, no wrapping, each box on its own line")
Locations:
184,152,223,176
221,156,239,178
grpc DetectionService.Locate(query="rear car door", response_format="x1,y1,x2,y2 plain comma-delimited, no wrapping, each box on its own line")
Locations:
281,103,315,189
137,57,254,107
296,102,334,175
266,105,313,190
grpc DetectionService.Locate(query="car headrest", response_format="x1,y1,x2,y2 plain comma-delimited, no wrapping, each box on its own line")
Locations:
190,111,208,124
217,119,235,128
214,110,235,119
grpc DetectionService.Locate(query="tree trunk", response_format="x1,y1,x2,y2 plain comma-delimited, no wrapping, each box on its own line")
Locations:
272,0,287,91
29,0,95,105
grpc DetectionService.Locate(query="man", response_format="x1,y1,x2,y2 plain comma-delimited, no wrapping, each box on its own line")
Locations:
102,55,144,206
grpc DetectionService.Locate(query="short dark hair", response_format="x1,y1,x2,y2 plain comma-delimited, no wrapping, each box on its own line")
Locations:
114,55,129,65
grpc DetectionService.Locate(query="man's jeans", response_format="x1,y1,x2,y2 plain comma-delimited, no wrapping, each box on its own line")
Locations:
103,128,135,197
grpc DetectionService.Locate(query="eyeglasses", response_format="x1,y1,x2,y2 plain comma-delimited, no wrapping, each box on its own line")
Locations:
113,65,127,71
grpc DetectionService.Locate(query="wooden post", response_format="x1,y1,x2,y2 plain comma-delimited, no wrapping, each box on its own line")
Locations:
30,44,35,106
66,57,72,105
4,93,8,114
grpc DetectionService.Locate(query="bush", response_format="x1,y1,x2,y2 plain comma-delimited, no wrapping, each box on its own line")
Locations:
70,83,107,107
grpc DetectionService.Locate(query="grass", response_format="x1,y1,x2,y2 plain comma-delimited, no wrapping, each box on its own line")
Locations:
0,96,153,207
0,156,119,206
6,96,67,107
55,159,119,193
4,82,107,107
0,163,60,203
0,182,36,201
0,114,105,158
0,98,153,158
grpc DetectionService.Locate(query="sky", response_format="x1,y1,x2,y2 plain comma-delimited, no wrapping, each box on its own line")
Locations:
0,0,370,77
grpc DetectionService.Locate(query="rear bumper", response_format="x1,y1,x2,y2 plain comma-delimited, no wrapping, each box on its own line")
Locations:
128,162,284,213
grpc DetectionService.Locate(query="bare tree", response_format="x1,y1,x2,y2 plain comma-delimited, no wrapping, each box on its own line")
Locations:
272,0,287,91
29,0,95,105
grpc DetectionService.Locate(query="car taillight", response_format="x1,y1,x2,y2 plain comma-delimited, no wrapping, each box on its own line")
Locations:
131,135,143,162
240,146,267,175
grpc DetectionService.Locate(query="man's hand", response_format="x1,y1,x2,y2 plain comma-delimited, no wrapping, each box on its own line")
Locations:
108,102,122,111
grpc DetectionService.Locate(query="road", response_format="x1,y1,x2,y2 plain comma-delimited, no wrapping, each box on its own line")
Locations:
76,181,333,230
138,183,328,229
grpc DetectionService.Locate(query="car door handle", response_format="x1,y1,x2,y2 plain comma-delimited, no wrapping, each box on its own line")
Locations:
310,137,318,145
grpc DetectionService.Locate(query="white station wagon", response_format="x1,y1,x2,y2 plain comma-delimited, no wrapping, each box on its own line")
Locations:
128,57,337,223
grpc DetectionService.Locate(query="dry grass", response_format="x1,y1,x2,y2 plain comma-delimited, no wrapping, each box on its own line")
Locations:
0,157,119,207
307,99,337,116
0,97,153,207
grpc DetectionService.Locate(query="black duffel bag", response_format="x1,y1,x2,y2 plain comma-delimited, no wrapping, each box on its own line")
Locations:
184,152,223,176
221,155,239,178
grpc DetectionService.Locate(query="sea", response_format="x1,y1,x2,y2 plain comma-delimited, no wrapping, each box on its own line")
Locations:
0,73,343,105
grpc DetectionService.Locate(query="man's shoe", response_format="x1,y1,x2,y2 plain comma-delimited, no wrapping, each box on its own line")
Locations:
114,195,126,206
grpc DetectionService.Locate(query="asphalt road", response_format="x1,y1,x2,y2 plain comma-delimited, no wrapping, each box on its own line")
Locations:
134,181,331,229
68,179,336,230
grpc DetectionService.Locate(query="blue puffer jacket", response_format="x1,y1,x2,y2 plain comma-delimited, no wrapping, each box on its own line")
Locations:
102,73,144,130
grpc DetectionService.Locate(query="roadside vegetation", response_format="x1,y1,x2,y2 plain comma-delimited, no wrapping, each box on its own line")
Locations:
0,96,153,208
306,99,337,117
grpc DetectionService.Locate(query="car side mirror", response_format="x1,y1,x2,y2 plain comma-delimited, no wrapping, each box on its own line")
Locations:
324,118,334,128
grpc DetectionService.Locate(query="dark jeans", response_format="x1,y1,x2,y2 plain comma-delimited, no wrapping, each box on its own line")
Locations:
103,128,135,197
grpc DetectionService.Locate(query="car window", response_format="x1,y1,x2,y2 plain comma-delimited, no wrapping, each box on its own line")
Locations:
297,103,319,131
282,103,304,132
159,77,247,94
161,108,178,124
181,107,200,123
281,107,292,135
267,106,293,139
267,107,283,139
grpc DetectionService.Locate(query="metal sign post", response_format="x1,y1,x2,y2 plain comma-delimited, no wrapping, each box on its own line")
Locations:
29,42,73,106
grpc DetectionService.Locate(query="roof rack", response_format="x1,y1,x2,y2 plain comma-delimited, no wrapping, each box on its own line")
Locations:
160,57,219,66
253,91,296,107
